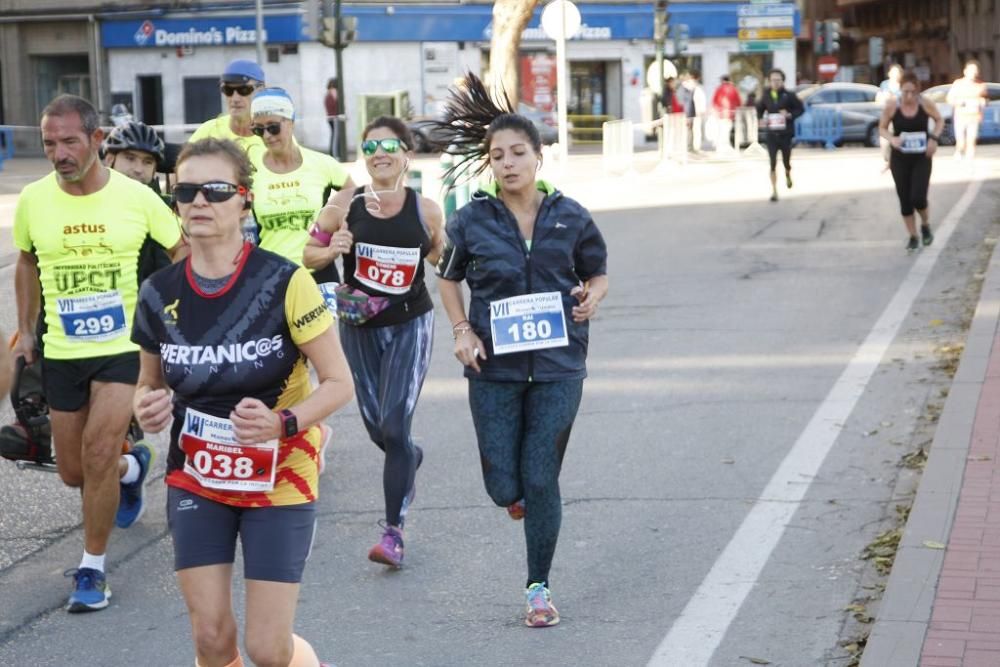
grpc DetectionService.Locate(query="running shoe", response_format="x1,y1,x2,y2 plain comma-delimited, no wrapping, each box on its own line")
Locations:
116,441,155,529
785,173,793,189
921,225,934,247
399,445,424,527
368,524,404,569
525,583,559,627
769,192,778,202
318,423,332,476
507,499,526,521
65,567,111,612
906,236,920,252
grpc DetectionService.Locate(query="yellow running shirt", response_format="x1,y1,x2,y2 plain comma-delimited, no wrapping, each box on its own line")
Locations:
188,114,265,161
13,170,181,360
251,146,350,266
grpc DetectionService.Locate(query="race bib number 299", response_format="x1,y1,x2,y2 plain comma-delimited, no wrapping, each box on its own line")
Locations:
489,292,569,356
56,290,127,342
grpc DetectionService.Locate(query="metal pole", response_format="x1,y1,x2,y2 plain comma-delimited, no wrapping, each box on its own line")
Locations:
655,3,664,116
556,2,569,165
255,0,265,65
334,0,346,161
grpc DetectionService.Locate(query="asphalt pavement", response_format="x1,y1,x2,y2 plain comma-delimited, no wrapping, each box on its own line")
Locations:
0,146,998,666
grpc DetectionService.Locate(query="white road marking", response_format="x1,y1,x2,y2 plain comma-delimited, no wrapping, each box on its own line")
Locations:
646,175,985,666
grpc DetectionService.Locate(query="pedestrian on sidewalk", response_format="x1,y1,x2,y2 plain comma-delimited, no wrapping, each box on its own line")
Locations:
682,71,707,152
878,71,942,252
756,69,804,202
325,78,340,158
712,74,742,151
431,73,609,629
947,59,988,161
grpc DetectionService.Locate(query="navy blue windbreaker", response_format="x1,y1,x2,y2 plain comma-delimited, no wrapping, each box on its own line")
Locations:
437,180,608,382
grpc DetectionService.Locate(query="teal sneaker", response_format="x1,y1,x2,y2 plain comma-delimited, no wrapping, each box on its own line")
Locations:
116,441,155,529
525,583,559,627
65,567,111,613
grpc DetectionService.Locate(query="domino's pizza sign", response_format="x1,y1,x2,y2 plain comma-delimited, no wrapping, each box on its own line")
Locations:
102,15,307,48
134,20,154,46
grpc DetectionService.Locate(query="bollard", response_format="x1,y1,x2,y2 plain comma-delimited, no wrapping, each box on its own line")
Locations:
601,119,634,176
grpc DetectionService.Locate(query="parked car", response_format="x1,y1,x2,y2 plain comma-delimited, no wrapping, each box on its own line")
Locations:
921,82,1000,145
795,82,883,147
408,103,558,153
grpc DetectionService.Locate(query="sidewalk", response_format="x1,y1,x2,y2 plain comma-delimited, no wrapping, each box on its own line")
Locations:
863,205,1000,665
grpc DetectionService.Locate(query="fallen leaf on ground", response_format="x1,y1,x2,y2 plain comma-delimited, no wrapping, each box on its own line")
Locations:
923,540,946,549
738,658,771,665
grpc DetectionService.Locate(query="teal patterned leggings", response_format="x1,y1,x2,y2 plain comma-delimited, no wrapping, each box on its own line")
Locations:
468,378,583,587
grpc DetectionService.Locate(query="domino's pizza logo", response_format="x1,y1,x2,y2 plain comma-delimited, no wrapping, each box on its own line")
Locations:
134,20,154,46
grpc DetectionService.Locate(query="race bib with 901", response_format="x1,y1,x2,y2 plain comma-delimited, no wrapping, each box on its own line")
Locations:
180,408,278,492
56,290,127,343
318,281,339,315
489,292,569,356
899,131,928,154
766,113,787,130
353,243,420,295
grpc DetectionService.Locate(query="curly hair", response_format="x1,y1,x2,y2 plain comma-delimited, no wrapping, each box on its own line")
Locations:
175,138,254,190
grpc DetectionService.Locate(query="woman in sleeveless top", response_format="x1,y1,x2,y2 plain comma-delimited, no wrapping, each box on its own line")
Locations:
305,117,444,569
878,71,943,252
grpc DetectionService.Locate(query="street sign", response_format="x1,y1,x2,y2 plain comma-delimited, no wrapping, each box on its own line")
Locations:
738,3,795,17
738,28,794,40
739,39,795,52
739,16,793,29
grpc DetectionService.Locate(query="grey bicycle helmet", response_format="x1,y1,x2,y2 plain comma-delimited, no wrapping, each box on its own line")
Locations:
104,121,165,166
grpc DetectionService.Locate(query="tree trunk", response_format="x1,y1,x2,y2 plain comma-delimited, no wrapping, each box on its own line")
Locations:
489,0,541,107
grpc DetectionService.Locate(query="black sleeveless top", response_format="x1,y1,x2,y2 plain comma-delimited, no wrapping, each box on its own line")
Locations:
893,103,930,135
343,187,433,327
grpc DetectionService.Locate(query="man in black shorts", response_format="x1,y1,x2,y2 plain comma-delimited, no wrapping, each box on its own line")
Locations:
756,69,804,202
13,95,184,612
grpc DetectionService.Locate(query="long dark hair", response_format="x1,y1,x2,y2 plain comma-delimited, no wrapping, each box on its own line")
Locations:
430,73,542,187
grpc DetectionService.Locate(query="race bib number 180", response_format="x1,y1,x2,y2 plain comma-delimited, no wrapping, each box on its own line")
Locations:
353,243,420,295
180,408,277,492
56,290,127,343
489,292,569,356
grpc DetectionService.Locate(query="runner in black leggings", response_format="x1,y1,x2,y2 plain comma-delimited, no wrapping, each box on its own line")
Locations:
878,71,942,252
756,69,804,202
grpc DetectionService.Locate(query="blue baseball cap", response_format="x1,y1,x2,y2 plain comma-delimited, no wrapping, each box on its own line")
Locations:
222,59,265,85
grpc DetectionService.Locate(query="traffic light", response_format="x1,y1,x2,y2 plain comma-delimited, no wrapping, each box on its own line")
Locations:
813,20,825,55
673,23,689,54
824,19,842,54
318,15,357,47
320,17,337,47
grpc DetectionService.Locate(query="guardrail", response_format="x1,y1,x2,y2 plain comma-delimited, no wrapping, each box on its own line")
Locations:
601,119,634,175
568,114,615,144
0,126,14,171
794,108,843,150
979,107,1000,140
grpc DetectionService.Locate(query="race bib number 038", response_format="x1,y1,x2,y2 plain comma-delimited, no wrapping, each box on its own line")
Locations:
354,243,420,295
56,290,127,342
180,408,278,492
489,292,569,356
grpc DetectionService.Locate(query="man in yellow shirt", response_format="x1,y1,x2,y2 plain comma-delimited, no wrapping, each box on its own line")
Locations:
13,95,184,613
188,59,267,161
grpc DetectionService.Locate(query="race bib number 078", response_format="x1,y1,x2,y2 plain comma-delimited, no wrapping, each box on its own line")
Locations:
489,292,569,356
180,408,277,492
354,243,420,295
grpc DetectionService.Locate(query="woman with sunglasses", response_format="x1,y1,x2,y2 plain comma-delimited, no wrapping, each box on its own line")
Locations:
189,59,267,162
131,138,353,667
249,88,355,288
878,71,942,252
431,74,608,627
305,117,444,569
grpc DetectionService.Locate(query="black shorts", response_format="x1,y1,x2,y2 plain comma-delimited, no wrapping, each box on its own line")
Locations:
42,351,139,412
166,487,317,583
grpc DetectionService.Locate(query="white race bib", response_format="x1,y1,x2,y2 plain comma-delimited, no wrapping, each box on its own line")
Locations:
180,408,278,492
489,292,569,356
317,281,339,315
766,113,787,130
899,131,928,154
353,243,420,295
56,290,127,342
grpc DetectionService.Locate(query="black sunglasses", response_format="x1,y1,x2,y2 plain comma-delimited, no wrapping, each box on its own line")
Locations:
220,84,259,97
173,181,246,204
251,123,282,137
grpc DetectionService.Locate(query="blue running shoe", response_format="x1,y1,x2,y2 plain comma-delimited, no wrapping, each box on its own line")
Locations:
116,441,155,529
65,567,110,612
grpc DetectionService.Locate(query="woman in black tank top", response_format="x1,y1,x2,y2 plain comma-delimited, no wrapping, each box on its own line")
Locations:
878,71,944,252
305,116,445,569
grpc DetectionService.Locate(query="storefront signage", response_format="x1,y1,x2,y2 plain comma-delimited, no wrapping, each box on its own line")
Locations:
738,2,795,51
101,15,307,48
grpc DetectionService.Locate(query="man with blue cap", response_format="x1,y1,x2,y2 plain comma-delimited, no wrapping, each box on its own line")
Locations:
188,59,267,160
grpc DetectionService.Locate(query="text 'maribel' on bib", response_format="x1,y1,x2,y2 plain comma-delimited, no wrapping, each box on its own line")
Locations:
490,292,569,356
57,290,128,342
180,407,278,492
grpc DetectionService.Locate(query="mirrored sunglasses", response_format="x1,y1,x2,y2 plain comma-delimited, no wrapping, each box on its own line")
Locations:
361,138,405,156
173,181,246,204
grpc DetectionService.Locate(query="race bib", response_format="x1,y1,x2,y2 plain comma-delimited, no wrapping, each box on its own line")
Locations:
318,281,339,315
354,243,420,295
766,113,787,130
899,131,928,154
490,292,569,356
180,408,277,492
56,290,127,342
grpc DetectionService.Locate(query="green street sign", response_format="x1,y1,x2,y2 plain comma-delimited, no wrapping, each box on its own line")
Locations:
739,39,795,52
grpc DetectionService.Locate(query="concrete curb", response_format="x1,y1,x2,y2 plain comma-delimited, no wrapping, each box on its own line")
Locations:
861,239,1000,665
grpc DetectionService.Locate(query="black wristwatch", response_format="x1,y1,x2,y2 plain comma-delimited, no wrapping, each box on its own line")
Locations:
278,409,299,438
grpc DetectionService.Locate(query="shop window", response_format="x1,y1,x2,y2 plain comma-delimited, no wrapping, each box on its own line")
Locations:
267,47,280,64
183,77,222,124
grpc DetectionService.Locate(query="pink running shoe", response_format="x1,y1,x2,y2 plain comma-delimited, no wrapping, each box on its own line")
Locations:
368,524,404,568
507,499,525,521
525,583,560,627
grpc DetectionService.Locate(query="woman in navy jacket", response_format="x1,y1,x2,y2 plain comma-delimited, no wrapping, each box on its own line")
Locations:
434,74,608,628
